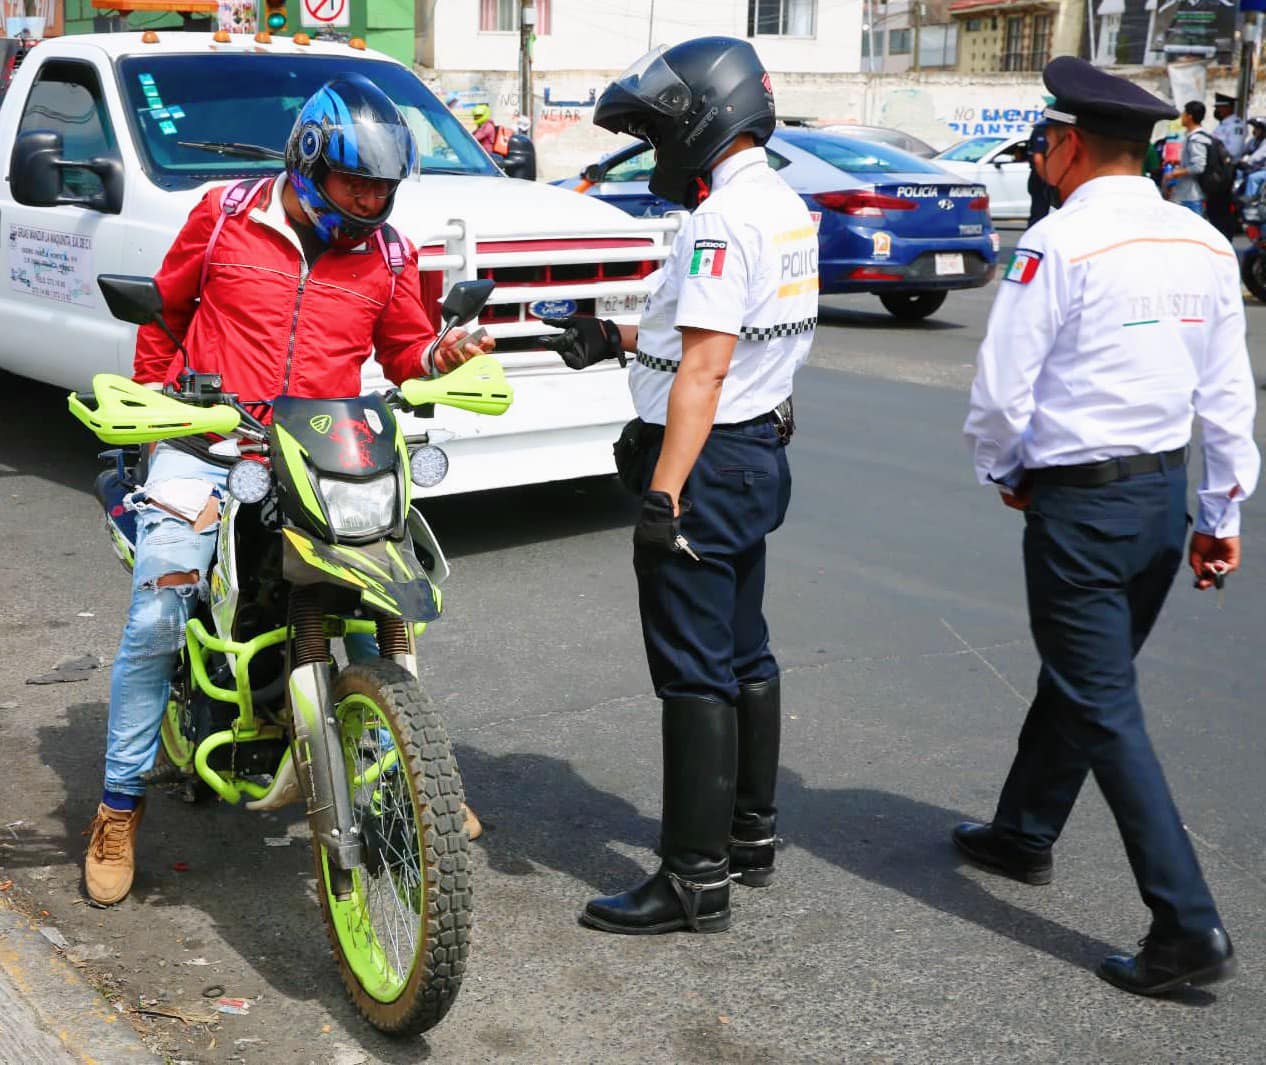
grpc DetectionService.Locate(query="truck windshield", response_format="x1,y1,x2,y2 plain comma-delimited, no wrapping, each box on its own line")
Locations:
118,54,498,188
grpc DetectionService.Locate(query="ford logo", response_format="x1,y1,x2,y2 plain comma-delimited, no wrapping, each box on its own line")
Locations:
937,198,955,211
529,298,578,319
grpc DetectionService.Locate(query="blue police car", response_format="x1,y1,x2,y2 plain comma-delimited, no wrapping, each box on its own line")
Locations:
555,129,1000,320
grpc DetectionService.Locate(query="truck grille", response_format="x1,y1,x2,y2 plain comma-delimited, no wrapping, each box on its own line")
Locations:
421,238,656,355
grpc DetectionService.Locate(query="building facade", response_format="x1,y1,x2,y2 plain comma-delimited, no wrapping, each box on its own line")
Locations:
861,0,958,74
949,0,1057,73
418,0,862,74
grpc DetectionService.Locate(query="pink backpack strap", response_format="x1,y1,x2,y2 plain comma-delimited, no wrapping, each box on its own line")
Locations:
374,223,409,305
199,176,272,293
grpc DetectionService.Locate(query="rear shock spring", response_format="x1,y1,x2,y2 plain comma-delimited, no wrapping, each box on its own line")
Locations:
289,587,329,667
375,617,410,658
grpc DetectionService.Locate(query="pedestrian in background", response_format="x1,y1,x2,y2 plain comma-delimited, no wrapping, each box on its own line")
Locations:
544,36,816,936
960,57,1258,996
471,103,497,154
1026,121,1053,228
1165,100,1208,215
1205,92,1243,239
1212,91,1247,160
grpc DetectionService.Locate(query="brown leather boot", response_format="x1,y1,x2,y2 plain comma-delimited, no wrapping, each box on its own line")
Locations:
462,802,483,841
84,801,144,905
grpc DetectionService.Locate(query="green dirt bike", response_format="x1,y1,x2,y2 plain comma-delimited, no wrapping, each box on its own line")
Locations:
68,274,512,1035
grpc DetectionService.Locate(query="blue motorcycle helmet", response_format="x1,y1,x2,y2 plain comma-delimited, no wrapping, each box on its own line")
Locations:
284,74,418,246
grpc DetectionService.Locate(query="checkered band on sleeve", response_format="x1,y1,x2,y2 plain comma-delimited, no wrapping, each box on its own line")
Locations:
738,317,818,342
636,350,681,373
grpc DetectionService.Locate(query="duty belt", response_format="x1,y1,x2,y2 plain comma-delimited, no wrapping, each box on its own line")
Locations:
1027,446,1188,488
714,397,795,444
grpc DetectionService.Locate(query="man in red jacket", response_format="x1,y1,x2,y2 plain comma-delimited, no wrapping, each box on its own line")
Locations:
84,75,491,906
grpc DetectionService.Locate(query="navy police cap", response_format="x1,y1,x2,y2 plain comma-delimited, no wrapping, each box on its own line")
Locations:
1042,56,1178,143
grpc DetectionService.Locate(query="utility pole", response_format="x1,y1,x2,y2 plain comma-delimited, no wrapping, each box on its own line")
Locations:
648,0,656,50
519,0,536,137
912,0,922,73
1237,11,1259,123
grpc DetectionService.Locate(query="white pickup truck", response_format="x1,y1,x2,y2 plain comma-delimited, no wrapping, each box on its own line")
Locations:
0,31,676,494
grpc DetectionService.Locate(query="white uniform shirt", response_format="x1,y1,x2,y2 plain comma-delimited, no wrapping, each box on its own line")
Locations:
629,146,818,425
965,175,1260,537
1214,114,1247,160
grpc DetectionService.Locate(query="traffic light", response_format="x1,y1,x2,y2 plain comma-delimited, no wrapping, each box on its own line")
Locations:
263,0,287,32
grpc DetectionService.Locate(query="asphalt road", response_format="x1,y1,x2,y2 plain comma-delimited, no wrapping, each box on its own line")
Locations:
1,258,1265,1064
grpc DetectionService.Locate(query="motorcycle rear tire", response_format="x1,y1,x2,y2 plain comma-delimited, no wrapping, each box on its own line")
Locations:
313,660,470,1036
1242,248,1266,303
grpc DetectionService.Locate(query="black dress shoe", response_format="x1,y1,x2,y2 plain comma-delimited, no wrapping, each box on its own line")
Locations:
1098,927,1236,997
580,867,731,935
952,821,1053,885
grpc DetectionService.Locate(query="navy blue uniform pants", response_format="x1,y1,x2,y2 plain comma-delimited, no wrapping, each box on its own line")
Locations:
635,419,791,704
993,467,1221,937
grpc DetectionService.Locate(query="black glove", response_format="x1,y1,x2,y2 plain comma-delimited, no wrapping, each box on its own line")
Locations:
633,491,699,560
540,315,625,370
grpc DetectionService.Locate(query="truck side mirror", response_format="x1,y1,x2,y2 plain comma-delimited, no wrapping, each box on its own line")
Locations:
97,274,163,326
439,279,495,327
10,130,124,215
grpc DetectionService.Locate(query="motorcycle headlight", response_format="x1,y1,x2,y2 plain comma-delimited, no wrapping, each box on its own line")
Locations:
226,459,271,504
409,445,449,488
318,472,397,539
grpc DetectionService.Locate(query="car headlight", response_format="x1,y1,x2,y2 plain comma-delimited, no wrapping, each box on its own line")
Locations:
318,472,397,539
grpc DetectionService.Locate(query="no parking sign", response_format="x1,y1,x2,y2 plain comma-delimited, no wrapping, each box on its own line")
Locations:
300,0,349,28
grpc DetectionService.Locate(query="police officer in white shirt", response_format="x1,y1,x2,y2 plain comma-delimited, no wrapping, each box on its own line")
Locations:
960,57,1259,996
542,37,817,935
1212,91,1247,160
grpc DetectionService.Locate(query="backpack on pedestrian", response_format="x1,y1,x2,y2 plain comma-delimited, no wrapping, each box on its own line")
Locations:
1194,130,1235,198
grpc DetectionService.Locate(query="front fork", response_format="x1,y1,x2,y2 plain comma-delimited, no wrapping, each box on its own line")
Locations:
289,661,363,874
289,590,418,880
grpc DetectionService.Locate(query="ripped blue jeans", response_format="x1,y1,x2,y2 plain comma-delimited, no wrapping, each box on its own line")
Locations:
105,445,377,796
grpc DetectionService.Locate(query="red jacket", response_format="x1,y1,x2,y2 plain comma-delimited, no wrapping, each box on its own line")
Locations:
134,176,437,404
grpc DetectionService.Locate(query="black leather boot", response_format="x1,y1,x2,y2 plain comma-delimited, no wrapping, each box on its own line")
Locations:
582,697,736,934
730,677,780,887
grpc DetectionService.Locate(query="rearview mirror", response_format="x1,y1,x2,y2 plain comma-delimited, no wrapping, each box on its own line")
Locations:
97,274,163,326
10,130,124,214
582,163,604,183
439,279,495,327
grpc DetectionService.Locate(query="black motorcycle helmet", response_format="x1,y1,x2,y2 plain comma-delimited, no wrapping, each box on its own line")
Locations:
594,37,775,207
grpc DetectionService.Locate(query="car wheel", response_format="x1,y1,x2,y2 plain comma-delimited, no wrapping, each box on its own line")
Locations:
878,291,948,321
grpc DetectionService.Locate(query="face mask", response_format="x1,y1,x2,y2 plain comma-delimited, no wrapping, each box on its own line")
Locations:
1042,131,1072,208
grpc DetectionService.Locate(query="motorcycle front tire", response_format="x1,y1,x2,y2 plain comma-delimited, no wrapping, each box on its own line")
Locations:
313,659,471,1036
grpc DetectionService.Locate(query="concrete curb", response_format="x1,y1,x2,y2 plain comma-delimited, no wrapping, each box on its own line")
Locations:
0,903,160,1065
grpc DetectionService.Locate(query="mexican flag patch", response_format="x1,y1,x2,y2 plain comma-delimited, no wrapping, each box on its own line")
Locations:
688,239,728,279
1004,248,1043,285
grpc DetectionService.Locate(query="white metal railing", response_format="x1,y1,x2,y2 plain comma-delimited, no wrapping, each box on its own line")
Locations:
414,214,683,287
412,213,686,362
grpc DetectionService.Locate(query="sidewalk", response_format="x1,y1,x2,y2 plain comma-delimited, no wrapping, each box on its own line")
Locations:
0,901,160,1065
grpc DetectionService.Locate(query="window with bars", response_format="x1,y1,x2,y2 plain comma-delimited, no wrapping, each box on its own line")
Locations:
1031,13,1052,67
479,0,552,34
1001,16,1025,71
747,0,817,37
